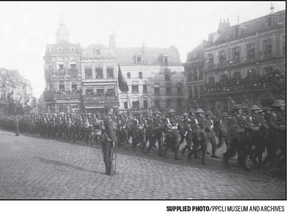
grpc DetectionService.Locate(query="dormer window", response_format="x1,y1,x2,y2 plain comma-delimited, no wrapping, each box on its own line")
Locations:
136,56,142,64
94,49,100,55
57,47,62,53
163,57,168,66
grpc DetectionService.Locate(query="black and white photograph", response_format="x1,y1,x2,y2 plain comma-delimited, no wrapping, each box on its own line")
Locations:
0,1,286,214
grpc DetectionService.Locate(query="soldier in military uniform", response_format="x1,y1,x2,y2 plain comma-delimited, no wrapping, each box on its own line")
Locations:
163,109,181,160
205,111,219,158
187,108,209,165
180,113,193,156
223,104,256,171
102,104,117,175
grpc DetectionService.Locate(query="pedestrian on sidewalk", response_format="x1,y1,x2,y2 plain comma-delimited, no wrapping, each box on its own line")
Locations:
14,116,20,136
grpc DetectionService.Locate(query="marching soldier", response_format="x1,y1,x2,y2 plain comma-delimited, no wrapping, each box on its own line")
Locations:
180,113,193,156
163,109,181,160
102,104,117,175
205,111,219,158
187,108,209,165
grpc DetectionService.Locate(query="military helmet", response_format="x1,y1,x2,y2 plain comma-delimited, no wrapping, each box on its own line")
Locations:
271,99,285,107
168,109,176,113
205,111,213,116
195,108,204,114
182,112,189,116
249,105,261,111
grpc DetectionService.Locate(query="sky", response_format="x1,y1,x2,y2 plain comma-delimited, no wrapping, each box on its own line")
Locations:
0,1,285,98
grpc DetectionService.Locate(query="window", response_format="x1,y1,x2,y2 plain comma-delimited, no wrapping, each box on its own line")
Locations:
107,67,114,78
132,100,139,109
132,82,139,93
127,72,131,79
70,63,76,69
165,68,171,81
163,57,168,66
207,54,214,69
139,72,142,79
233,71,241,79
106,89,115,96
58,64,64,70
177,83,182,95
57,47,62,53
154,86,160,95
71,84,77,92
143,100,148,108
70,47,75,52
193,85,198,99
85,68,92,79
247,43,255,60
263,39,272,58
166,83,171,95
94,49,100,55
218,50,226,66
136,56,142,64
199,69,204,80
96,89,104,96
200,84,204,94
187,69,193,82
143,82,147,93
59,82,65,92
95,67,103,78
232,47,240,63
193,69,198,80
124,102,128,109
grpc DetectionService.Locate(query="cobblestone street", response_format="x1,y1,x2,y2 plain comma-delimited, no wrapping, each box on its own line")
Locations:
0,129,285,199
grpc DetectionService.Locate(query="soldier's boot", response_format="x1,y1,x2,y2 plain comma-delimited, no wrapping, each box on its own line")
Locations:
181,146,187,156
201,151,209,165
174,144,181,160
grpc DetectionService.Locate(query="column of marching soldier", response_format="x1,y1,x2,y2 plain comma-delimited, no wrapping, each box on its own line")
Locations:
0,98,285,174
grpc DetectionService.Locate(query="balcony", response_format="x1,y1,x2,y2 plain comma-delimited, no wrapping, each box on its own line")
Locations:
43,91,81,102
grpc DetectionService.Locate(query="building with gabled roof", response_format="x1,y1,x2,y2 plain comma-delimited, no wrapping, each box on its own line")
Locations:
111,34,185,111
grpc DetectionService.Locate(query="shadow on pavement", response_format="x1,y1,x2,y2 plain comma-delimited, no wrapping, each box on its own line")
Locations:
34,156,104,175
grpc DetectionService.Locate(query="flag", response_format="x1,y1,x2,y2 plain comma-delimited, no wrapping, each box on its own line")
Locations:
118,64,129,92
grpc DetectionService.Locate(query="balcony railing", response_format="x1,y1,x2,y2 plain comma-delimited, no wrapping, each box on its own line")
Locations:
43,91,81,102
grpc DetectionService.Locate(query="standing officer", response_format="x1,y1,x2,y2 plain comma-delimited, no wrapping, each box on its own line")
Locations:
102,104,117,175
14,115,20,136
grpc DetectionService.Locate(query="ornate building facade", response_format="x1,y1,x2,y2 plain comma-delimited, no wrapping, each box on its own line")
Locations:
43,16,82,113
184,9,286,113
81,44,119,111
111,34,185,112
